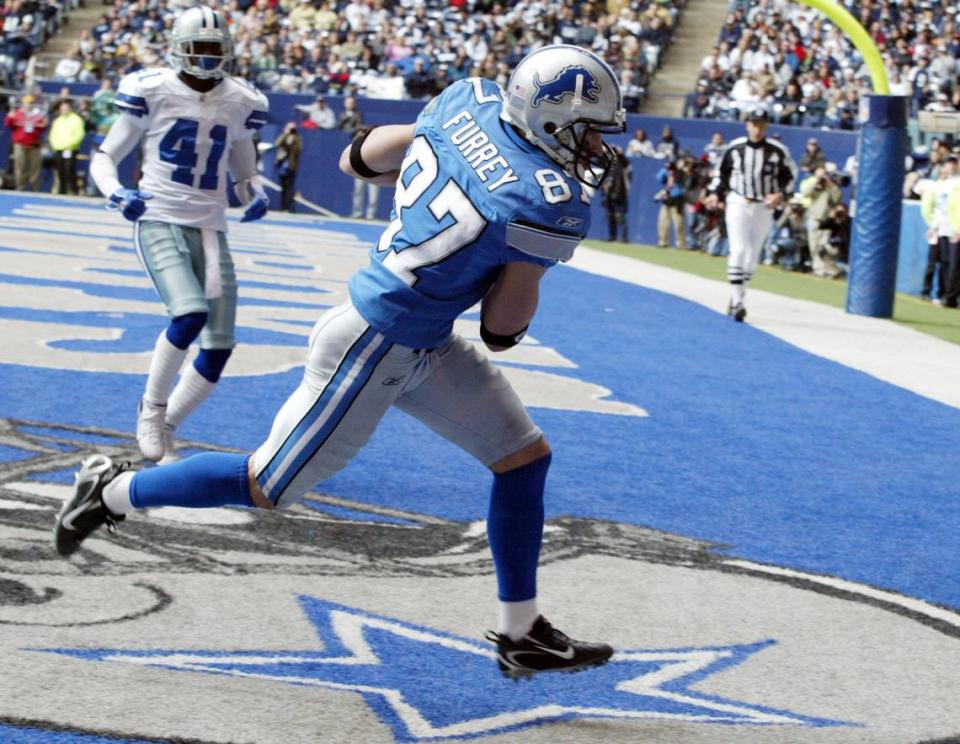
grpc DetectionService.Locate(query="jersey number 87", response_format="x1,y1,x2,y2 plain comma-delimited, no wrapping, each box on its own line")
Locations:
376,135,487,286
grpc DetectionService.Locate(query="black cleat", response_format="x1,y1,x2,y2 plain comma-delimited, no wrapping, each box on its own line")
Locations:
54,455,129,557
727,301,747,322
487,616,613,680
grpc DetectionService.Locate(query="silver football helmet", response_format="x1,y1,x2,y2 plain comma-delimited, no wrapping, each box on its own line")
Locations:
501,44,626,186
170,6,234,80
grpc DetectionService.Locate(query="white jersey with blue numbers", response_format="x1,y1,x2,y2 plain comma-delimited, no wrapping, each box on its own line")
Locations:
349,78,593,349
115,68,269,231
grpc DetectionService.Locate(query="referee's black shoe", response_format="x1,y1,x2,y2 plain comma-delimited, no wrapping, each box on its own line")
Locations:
727,301,747,322
487,616,613,680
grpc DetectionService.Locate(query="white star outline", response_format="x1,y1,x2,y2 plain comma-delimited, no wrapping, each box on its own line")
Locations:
51,597,849,740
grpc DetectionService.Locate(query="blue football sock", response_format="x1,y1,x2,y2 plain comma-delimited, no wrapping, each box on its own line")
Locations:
487,452,551,602
130,453,254,510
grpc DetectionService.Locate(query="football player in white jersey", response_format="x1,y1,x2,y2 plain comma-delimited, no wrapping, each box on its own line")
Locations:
88,5,270,462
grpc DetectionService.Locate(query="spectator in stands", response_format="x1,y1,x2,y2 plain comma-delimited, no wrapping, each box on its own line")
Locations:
655,162,687,250
921,155,960,305
925,92,956,113
773,80,804,125
337,95,363,134
656,125,679,161
298,95,335,130
800,138,827,174
602,146,631,243
54,47,82,83
730,71,762,118
626,128,656,158
800,165,844,278
274,122,302,213
47,100,85,196
77,0,688,106
684,82,713,119
404,58,434,100
4,93,46,191
909,55,933,114
619,68,644,113
703,132,725,168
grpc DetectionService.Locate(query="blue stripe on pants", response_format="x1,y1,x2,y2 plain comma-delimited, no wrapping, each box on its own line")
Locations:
270,336,392,499
257,326,378,488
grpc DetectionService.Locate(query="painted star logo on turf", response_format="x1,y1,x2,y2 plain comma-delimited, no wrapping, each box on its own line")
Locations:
35,596,851,740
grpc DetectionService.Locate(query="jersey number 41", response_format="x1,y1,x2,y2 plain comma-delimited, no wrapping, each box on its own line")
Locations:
160,117,227,190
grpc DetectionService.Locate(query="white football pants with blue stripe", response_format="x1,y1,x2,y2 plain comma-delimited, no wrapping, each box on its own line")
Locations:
251,303,543,508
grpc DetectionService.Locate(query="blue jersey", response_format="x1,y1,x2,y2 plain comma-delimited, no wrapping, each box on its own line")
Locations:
349,78,593,349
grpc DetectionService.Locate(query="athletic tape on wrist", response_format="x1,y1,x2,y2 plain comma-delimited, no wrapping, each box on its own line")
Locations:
480,321,528,349
349,128,384,179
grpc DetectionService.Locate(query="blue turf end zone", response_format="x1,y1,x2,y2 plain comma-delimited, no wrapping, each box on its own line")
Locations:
1,194,958,615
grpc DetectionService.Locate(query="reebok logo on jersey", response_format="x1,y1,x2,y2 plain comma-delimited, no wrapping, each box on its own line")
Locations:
531,66,601,108
381,376,405,386
557,216,584,229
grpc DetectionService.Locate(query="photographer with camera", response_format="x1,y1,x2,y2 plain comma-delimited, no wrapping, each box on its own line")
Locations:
274,122,302,213
799,164,843,278
766,199,809,270
816,203,852,279
655,162,687,250
603,145,632,243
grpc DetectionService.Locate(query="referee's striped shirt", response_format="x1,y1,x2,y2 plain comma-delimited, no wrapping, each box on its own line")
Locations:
708,137,797,201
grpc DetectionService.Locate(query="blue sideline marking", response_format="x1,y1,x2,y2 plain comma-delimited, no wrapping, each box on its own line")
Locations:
0,444,34,462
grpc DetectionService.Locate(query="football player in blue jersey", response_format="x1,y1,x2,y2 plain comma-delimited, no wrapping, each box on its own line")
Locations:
88,6,271,463
56,45,625,679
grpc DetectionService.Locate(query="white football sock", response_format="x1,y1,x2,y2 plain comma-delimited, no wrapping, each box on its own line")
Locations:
166,363,217,429
498,598,539,641
144,331,189,405
101,471,135,515
731,282,746,305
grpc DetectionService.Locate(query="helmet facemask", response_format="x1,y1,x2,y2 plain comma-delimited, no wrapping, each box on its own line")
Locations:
172,37,233,80
550,119,623,187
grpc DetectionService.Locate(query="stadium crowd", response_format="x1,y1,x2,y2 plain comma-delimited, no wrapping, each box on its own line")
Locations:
1,0,72,88
47,0,685,108
687,0,960,128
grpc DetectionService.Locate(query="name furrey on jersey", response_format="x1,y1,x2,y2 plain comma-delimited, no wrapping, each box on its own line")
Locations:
115,68,268,232
349,77,594,349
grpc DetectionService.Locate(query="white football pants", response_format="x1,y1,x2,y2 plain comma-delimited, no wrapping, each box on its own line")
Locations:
724,193,774,292
251,303,543,508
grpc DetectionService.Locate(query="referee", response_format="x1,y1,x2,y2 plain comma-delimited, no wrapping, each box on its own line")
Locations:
707,108,797,321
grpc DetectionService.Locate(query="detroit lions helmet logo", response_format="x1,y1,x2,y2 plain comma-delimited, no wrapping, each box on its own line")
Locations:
531,66,601,108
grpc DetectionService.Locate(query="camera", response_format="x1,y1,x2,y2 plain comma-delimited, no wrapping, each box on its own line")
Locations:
829,172,851,187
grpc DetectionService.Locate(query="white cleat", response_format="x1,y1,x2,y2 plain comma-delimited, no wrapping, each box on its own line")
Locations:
137,398,167,462
158,424,180,464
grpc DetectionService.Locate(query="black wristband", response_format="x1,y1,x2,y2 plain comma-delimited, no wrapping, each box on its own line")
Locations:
480,321,528,348
349,127,384,179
